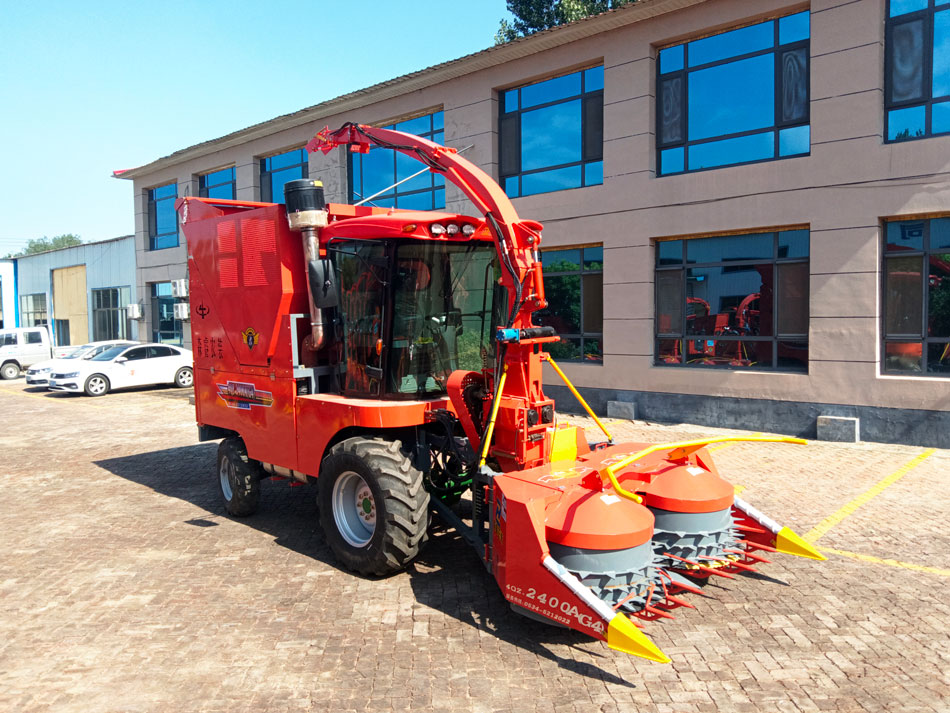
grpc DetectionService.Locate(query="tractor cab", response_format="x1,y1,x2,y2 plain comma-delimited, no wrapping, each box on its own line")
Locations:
322,214,500,400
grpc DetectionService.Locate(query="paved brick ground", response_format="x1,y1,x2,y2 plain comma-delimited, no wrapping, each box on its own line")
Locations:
1,380,948,713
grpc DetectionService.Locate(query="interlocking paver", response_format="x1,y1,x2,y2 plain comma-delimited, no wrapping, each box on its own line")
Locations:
1,381,948,712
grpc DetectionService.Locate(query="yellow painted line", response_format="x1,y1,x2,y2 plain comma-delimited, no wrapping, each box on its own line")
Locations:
822,546,950,578
804,449,936,543
709,433,762,452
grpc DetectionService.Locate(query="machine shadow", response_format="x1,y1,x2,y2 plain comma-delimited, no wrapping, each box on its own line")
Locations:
93,444,636,685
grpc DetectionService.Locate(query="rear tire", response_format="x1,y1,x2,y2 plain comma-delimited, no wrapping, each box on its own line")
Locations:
1,362,20,380
84,374,110,396
174,367,193,388
318,437,429,576
217,437,262,517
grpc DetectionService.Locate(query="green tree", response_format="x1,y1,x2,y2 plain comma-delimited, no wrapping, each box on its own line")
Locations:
496,0,630,43
6,234,83,258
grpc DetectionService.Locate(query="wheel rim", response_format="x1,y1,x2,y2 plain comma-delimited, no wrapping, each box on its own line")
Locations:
88,376,107,395
178,369,193,386
331,470,376,548
219,458,234,501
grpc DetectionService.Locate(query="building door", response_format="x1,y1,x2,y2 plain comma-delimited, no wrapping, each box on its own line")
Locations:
52,265,88,346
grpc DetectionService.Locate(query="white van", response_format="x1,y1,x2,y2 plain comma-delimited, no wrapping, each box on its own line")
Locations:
0,327,53,379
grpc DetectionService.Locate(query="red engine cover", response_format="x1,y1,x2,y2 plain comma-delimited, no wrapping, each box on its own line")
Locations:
638,465,733,513
545,483,654,551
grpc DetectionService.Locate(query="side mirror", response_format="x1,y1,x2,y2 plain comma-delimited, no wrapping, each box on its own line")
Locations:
308,258,339,309
115,356,128,364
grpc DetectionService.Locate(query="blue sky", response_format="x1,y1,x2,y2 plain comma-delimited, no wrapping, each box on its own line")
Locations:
0,1,513,256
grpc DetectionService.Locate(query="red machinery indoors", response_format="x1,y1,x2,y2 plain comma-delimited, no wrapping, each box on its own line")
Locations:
178,124,824,664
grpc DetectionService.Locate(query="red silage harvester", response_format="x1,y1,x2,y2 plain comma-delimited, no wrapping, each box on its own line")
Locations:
177,124,824,664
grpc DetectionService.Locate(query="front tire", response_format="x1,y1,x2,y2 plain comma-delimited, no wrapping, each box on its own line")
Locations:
174,367,193,388
318,437,429,576
84,374,110,397
217,437,262,517
1,362,20,380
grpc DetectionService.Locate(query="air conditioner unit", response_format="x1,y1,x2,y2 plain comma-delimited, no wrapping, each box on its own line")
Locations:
126,303,144,320
173,302,190,320
171,278,189,298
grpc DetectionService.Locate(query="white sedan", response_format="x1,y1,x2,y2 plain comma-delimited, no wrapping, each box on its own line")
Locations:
48,343,194,396
26,340,136,386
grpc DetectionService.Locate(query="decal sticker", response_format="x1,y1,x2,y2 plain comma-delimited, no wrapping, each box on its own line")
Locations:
241,327,260,349
195,303,210,319
195,337,224,360
217,381,274,410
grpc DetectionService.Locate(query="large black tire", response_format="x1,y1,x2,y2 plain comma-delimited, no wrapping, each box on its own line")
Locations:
1,362,20,380
318,437,429,576
84,374,110,397
217,437,262,517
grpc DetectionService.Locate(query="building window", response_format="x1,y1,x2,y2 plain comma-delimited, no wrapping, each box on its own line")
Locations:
885,1,950,141
92,287,132,341
148,183,179,250
657,11,810,175
151,282,182,345
883,216,950,373
260,148,308,203
20,293,48,327
499,66,604,198
535,245,603,362
348,112,445,209
655,230,809,370
199,167,235,199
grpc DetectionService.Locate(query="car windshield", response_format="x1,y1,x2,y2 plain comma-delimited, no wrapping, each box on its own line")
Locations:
62,345,94,360
92,346,127,362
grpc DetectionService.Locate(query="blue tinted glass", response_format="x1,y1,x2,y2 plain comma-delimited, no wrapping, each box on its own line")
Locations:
886,220,925,251
688,132,774,170
432,111,444,131
779,12,809,44
932,218,950,250
888,105,926,140
934,11,950,97
689,55,774,140
521,100,582,171
584,246,603,269
778,230,809,258
395,115,430,135
153,282,173,297
350,154,362,200
395,151,430,192
267,149,303,171
657,240,683,265
659,45,684,74
504,176,520,197
584,160,603,186
521,71,582,109
779,125,810,156
396,191,433,211
584,66,604,91
504,90,518,113
360,147,395,197
155,203,177,236
152,233,178,250
688,233,773,263
661,147,685,174
521,165,582,196
433,187,445,210
206,183,234,200
890,0,928,17
543,249,581,270
203,167,231,186
271,166,305,203
688,21,774,67
934,101,950,133
434,172,445,186
152,183,176,200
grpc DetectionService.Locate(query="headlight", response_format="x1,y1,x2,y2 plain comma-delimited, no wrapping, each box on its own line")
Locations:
38,368,51,374
60,372,80,378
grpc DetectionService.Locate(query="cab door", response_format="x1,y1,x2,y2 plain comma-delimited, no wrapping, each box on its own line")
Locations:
112,346,151,388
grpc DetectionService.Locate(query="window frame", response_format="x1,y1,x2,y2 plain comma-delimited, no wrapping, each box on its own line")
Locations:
150,282,183,346
92,286,132,341
499,66,604,198
536,244,604,363
884,0,950,142
19,293,48,327
260,148,309,203
654,229,810,371
147,183,179,251
198,166,236,199
881,215,950,374
347,111,446,210
656,11,811,176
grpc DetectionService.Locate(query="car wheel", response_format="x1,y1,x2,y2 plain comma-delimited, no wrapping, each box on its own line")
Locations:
174,367,194,388
0,362,20,380
84,374,110,397
217,437,262,517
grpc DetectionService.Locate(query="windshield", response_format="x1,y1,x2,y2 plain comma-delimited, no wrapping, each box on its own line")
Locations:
388,242,496,397
92,346,127,362
62,344,95,360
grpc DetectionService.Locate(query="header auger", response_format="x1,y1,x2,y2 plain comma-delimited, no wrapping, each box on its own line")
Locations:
179,123,824,666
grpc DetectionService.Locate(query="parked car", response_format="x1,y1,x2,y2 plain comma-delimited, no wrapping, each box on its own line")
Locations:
0,326,53,379
26,340,137,386
48,343,194,396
